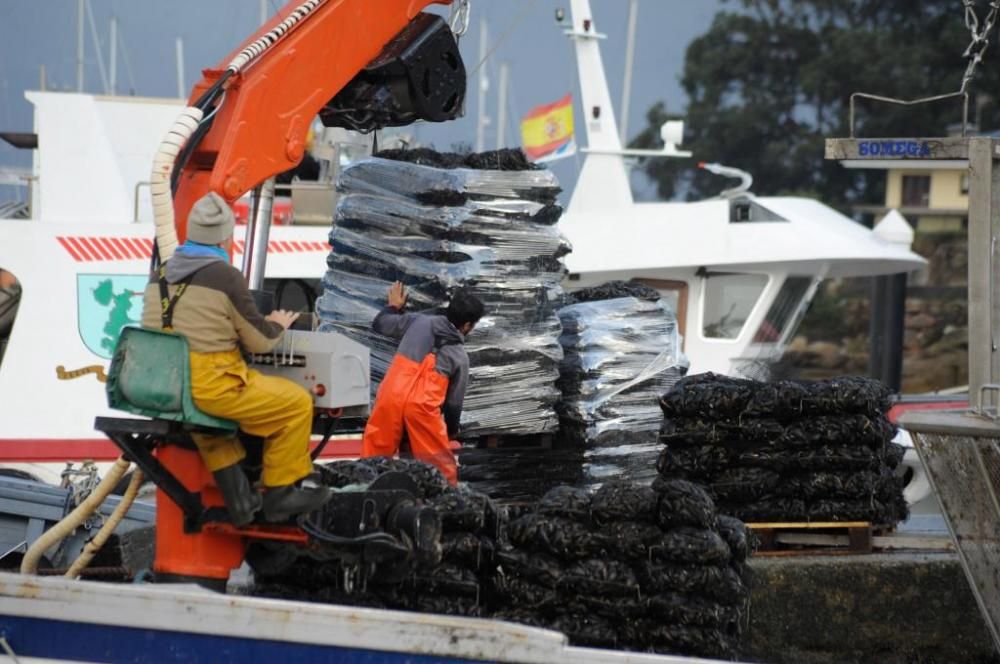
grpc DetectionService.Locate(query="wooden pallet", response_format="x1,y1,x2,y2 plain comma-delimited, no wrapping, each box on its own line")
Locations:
747,521,877,556
746,521,955,556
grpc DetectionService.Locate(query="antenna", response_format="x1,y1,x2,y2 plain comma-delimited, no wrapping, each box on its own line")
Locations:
175,37,185,99
475,17,490,152
76,0,85,92
496,62,509,149
619,0,638,143
109,16,117,95
84,0,110,94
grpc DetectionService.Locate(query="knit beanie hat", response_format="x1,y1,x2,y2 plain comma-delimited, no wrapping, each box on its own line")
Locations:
187,192,235,245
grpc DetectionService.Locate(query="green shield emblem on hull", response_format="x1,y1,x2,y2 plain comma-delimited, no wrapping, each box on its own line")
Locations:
77,274,147,359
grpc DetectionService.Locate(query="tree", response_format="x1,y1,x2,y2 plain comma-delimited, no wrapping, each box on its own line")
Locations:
631,0,1000,212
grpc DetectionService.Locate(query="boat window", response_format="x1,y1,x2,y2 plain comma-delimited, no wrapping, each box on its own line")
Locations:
729,197,788,223
702,273,767,340
752,276,814,343
0,268,21,366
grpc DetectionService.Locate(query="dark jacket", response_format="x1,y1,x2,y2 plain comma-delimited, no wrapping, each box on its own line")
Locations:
373,306,470,437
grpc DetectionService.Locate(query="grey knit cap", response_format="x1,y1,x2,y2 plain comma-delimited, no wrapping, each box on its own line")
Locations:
187,192,235,245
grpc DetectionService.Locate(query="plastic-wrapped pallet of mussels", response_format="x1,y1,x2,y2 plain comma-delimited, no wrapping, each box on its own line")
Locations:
557,281,689,487
316,148,570,438
658,373,909,524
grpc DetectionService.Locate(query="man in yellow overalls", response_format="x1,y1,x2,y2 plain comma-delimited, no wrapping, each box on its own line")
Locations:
141,192,329,525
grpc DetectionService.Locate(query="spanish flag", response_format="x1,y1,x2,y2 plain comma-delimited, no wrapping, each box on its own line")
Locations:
520,93,576,163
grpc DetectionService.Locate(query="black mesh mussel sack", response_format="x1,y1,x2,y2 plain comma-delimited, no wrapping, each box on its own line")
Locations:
652,478,718,530
427,485,499,533
558,558,639,597
660,373,756,420
637,561,747,603
604,520,664,559
536,485,592,522
505,513,608,560
590,481,658,524
715,515,754,563
708,467,781,502
649,527,732,566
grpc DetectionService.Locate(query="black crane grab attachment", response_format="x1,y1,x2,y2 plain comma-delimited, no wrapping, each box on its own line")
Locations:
321,13,466,133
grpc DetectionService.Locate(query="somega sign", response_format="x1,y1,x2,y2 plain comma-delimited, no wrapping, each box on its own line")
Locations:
857,140,932,157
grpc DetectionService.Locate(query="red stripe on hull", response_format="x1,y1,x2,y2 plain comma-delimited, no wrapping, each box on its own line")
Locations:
56,236,84,262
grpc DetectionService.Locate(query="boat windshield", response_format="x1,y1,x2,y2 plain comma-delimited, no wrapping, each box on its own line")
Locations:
0,267,21,367
702,273,768,340
752,276,814,344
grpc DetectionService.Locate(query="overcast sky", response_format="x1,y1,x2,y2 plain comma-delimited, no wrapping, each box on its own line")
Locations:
0,0,726,198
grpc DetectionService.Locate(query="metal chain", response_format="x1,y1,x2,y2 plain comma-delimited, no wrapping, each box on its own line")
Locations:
961,0,1000,92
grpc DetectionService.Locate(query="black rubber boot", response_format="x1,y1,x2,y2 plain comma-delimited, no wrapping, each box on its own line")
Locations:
261,475,331,523
213,465,262,527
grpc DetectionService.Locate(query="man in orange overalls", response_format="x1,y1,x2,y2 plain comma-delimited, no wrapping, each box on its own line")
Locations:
362,282,484,484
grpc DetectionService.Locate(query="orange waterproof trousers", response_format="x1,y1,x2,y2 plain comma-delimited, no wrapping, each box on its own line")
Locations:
362,352,458,484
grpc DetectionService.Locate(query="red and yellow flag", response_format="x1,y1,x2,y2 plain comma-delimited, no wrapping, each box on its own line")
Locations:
520,94,576,162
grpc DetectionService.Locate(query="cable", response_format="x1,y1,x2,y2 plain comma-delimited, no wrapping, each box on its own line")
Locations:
310,417,337,461
469,0,542,76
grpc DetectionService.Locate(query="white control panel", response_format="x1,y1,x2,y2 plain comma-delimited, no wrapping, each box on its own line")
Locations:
248,329,370,414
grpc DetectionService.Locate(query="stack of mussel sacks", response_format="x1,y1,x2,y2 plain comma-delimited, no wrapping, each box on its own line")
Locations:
491,481,752,659
658,373,909,523
253,458,753,659
253,457,502,617
556,280,688,487
316,147,569,440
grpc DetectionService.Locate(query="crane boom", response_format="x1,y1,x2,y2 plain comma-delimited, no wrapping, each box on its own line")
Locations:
171,0,464,243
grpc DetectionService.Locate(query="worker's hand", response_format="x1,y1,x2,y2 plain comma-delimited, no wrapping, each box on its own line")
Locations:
266,309,300,330
388,281,408,310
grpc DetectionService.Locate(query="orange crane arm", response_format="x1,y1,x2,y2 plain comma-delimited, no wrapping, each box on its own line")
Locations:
172,0,459,242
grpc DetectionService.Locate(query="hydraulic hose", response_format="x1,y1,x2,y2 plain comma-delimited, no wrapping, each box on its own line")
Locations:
226,0,324,74
64,468,145,580
151,106,204,264
20,457,131,575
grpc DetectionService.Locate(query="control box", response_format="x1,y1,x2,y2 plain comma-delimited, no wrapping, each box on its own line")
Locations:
248,329,370,415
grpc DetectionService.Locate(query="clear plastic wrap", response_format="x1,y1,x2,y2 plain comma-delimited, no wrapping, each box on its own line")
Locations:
317,154,569,438
556,295,689,486
338,157,562,204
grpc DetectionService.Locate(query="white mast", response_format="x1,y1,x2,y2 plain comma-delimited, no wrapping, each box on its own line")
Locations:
175,38,185,99
619,0,639,143
109,16,117,95
566,0,632,213
475,18,490,152
85,0,110,94
496,62,510,149
76,0,85,92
